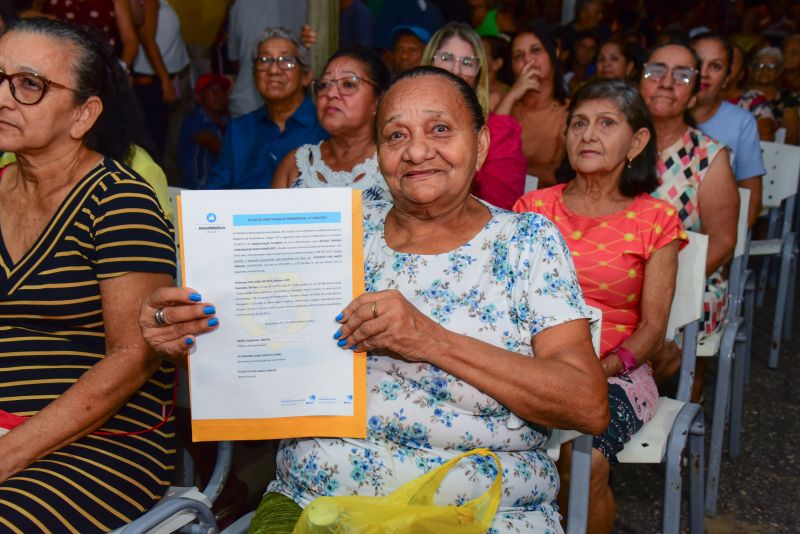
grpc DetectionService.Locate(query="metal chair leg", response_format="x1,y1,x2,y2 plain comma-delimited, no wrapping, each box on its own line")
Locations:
729,331,747,460
782,238,798,338
566,434,592,534
768,236,795,368
663,403,703,534
688,415,706,534
743,271,756,384
704,319,739,517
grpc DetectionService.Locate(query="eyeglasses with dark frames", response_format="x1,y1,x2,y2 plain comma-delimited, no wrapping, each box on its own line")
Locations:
253,55,303,72
312,75,376,97
642,62,698,86
0,69,79,105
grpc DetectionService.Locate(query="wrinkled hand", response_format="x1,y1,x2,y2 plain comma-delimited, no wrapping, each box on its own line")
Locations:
301,24,317,48
333,290,444,362
139,286,219,366
599,354,623,378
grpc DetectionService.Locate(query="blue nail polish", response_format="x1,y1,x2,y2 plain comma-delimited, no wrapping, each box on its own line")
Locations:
185,337,194,346
350,345,358,351
208,318,219,327
333,329,342,339
189,293,202,302
203,305,216,315
337,339,348,347
335,312,344,321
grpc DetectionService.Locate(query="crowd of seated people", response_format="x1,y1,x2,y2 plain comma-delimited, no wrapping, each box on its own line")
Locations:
1,0,798,532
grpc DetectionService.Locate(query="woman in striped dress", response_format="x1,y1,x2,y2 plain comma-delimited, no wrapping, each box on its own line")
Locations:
0,19,176,532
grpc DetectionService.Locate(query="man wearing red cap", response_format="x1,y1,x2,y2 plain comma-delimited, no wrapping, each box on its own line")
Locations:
178,73,231,189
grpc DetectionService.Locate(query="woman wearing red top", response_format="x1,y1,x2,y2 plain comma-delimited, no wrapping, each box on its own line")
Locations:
514,79,686,534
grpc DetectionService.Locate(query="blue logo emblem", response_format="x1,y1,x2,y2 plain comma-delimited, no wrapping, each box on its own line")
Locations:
206,212,217,223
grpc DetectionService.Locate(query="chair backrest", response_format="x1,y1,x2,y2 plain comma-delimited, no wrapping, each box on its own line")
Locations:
760,141,800,208
734,187,751,259
775,127,787,144
586,305,602,357
524,175,539,193
665,231,709,340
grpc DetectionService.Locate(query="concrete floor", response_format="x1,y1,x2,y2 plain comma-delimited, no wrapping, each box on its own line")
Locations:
613,292,800,533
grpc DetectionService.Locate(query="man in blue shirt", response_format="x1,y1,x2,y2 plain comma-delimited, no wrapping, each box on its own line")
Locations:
206,27,328,190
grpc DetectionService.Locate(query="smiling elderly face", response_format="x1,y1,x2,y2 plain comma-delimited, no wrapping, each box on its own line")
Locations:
375,73,489,213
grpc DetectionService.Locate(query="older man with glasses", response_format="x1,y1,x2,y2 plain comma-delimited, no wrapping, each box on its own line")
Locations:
205,27,328,190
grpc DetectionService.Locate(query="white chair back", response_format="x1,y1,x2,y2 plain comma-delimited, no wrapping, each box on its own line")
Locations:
760,141,800,208
524,175,539,193
775,127,787,144
665,231,709,340
734,188,750,259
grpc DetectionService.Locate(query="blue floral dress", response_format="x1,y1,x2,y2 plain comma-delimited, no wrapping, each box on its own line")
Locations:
267,201,592,533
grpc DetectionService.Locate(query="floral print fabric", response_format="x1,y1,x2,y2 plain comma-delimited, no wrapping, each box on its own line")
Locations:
266,201,593,533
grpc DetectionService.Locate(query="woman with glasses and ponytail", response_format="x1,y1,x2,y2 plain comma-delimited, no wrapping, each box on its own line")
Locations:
0,18,177,531
271,48,391,202
419,21,526,210
639,41,739,389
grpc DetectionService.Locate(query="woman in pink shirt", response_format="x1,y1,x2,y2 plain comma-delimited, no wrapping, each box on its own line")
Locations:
515,79,686,533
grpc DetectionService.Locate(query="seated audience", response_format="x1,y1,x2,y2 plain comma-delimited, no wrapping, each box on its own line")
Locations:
564,31,599,95
422,21,526,210
272,49,391,201
497,21,569,188
205,27,328,190
596,37,637,81
140,67,609,534
0,18,176,531
469,0,515,36
719,41,777,140
178,73,231,189
639,41,739,387
690,32,765,227
515,78,686,534
749,46,800,145
781,33,800,92
387,25,430,77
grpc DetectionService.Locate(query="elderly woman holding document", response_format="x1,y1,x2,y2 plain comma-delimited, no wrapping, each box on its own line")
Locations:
140,67,608,533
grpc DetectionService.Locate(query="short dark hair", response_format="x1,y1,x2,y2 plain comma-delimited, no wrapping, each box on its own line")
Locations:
326,48,391,97
6,17,154,162
374,66,485,142
691,31,734,76
512,21,568,104
556,78,659,198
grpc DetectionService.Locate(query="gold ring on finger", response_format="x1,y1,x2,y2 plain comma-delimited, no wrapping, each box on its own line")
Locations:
371,301,378,319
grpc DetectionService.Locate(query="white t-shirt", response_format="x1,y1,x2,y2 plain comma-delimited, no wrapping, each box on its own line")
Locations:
133,0,190,75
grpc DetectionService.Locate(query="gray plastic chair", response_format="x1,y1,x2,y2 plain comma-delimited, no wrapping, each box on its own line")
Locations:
568,232,708,534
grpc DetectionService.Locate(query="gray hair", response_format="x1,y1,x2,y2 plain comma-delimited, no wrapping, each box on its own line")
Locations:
252,27,310,72
753,46,783,68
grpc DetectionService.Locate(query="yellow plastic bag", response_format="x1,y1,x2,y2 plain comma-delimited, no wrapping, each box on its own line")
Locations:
292,448,502,534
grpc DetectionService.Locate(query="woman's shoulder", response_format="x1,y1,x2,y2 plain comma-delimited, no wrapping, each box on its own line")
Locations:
512,183,566,213
634,193,682,220
685,126,725,155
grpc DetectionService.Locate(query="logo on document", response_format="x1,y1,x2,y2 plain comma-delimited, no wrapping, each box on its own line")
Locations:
206,212,217,223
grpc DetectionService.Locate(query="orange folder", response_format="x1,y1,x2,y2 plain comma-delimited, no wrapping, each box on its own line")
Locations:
176,191,366,442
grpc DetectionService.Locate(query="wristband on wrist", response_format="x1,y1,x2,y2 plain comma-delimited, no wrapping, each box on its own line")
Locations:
610,345,638,376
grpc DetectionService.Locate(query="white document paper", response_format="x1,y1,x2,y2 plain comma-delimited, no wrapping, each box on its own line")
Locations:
180,188,357,421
